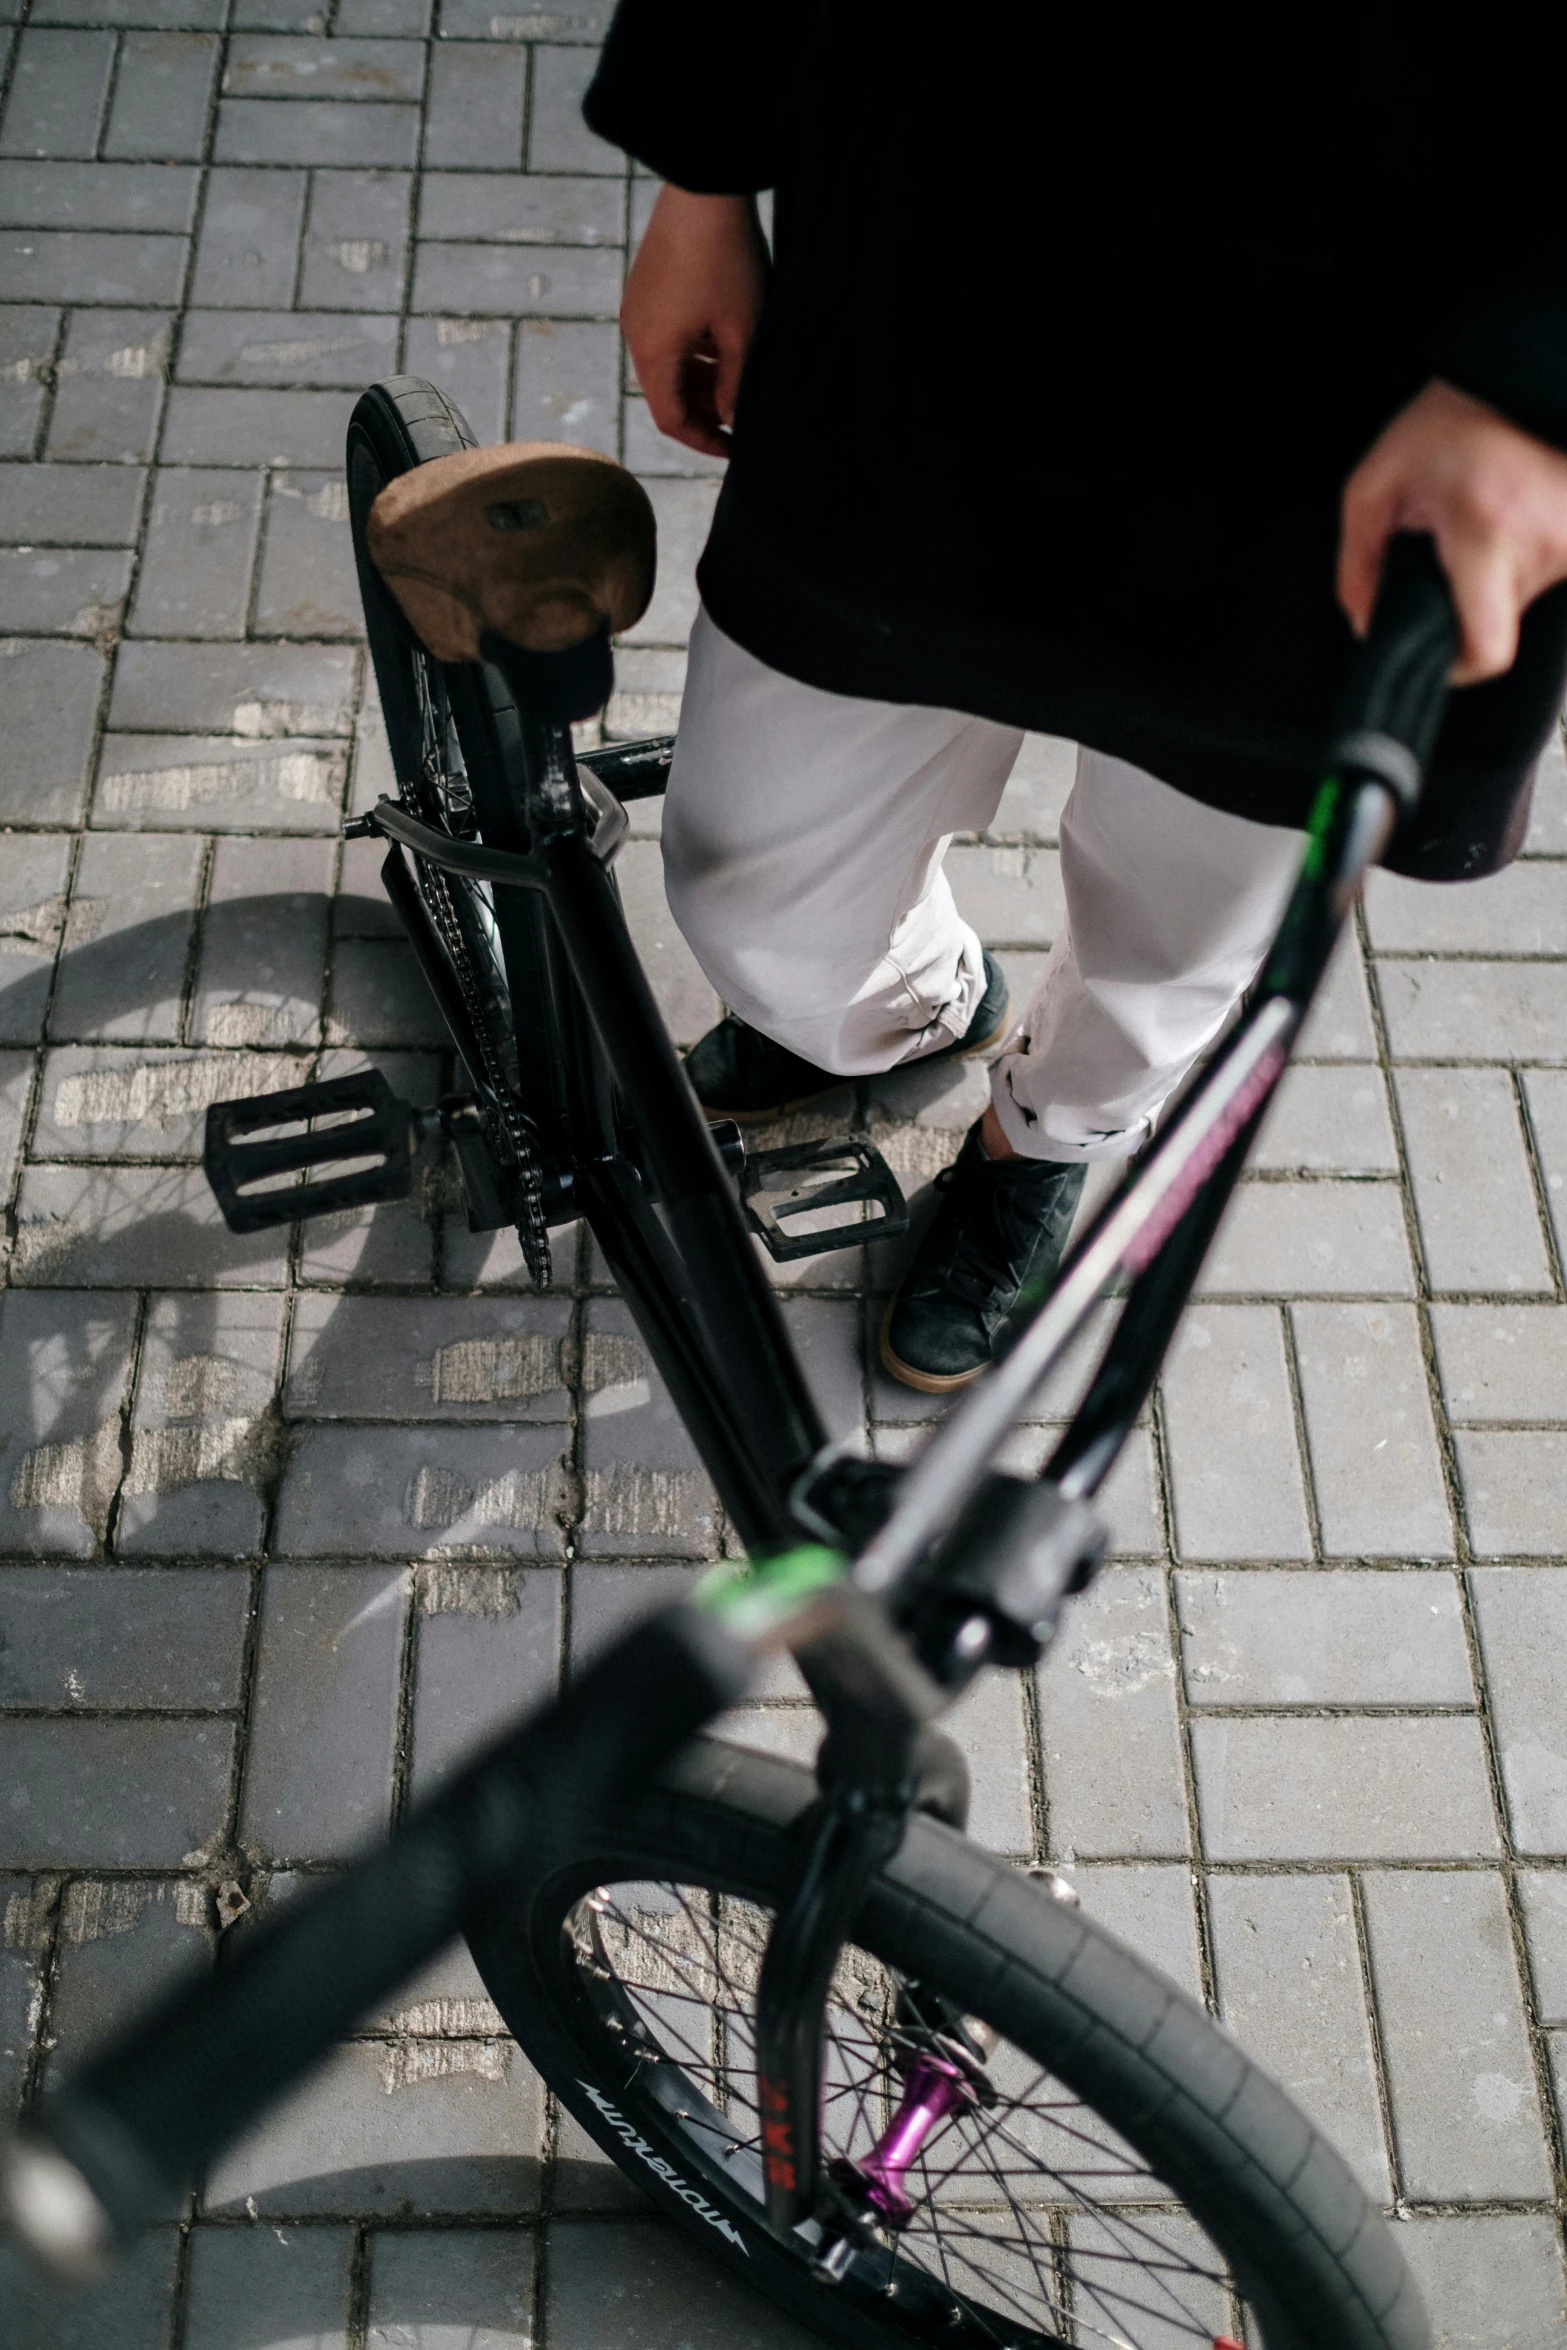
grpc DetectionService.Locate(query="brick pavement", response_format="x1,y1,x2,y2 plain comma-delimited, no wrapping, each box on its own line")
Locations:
1,9,1567,2346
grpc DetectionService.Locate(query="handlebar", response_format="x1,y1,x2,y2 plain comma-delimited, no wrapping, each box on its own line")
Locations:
1,1604,749,2275
1326,529,1460,808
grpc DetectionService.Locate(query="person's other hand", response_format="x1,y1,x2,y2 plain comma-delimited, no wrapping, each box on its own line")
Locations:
620,186,769,459
1339,380,1567,684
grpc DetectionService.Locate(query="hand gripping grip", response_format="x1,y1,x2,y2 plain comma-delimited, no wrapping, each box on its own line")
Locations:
2,1605,749,2274
1327,529,1460,811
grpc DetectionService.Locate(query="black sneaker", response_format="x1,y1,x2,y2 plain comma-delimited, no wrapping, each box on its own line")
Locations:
684,953,1011,1124
879,1120,1086,1393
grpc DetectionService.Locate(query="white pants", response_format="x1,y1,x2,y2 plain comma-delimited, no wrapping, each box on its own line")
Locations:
664,608,1305,1162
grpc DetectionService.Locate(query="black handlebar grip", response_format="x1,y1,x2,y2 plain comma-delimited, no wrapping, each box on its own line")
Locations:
1327,530,1460,812
3,1603,749,2273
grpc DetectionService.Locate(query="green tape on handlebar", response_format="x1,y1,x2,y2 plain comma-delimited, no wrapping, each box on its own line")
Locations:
1301,775,1342,881
693,1544,848,1640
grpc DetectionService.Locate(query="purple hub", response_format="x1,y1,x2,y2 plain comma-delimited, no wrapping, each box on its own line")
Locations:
853,2052,973,2225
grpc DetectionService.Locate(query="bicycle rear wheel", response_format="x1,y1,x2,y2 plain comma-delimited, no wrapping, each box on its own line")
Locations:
346,374,564,1283
468,1736,1428,2350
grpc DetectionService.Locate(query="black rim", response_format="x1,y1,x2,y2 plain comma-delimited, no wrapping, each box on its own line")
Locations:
551,1874,1246,2350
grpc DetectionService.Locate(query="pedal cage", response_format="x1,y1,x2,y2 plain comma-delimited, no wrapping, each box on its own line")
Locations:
204,1070,419,1233
741,1136,908,1261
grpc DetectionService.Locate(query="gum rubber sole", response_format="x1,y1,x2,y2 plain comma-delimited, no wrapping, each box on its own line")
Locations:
877,1295,987,1393
692,992,1013,1129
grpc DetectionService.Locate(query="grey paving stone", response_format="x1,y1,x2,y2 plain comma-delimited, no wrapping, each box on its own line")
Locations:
205,2030,542,2215
194,832,332,1047
0,1288,136,1554
0,459,145,544
299,167,412,311
103,31,220,161
327,933,450,1047
183,2225,354,2350
339,0,431,27
11,1160,291,1287
1525,722,1567,853
1396,2216,1567,2350
0,159,200,231
1068,1861,1203,2001
946,842,1063,946
1161,1304,1312,1560
47,1877,211,2068
527,41,622,173
1367,860,1567,955
1517,1871,1567,2026
1177,1568,1472,1706
179,306,400,387
1396,1065,1552,1293
1250,1063,1397,1173
982,729,1072,843
545,2216,818,2350
161,384,351,467
0,1048,32,1197
1361,1868,1551,2200
622,477,719,647
579,1298,719,1558
410,1560,561,1795
255,468,362,636
95,730,348,831
623,390,728,477
276,1423,571,1556
0,1874,39,2110
422,42,527,168
402,314,511,445
1522,1066,1567,1270
0,541,130,635
111,638,357,736
1456,1430,1567,1557
511,314,620,452
443,0,612,30
1431,1303,1567,1422
190,164,310,307
1294,930,1379,1061
297,1048,442,1288
50,829,204,1042
1196,1180,1414,1297
120,1288,287,1554
1207,1872,1389,2200
0,1566,248,1705
420,170,623,247
224,33,427,101
232,0,335,27
0,828,70,1042
366,2228,535,2349
604,641,684,737
615,836,718,1045
411,238,623,317
1379,959,1567,1063
31,0,226,21
1291,1302,1454,1558
1469,1569,1567,1855
942,1667,1032,1853
216,95,422,167
0,304,57,454
129,463,264,638
288,1292,572,1421
242,1563,406,1859
1036,1566,1188,1861
1,227,187,307
1190,1716,1497,1860
0,635,104,824
0,2228,179,2350
0,1716,232,1865
0,28,116,159
46,305,172,462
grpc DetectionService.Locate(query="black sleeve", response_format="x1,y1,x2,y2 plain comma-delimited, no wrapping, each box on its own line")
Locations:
1427,254,1567,454
583,0,787,193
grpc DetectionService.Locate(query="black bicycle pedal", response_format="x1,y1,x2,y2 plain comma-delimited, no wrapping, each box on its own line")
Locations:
741,1136,908,1261
204,1070,420,1234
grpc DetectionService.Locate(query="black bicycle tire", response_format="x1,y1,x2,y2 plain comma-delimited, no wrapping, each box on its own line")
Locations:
467,1736,1428,2350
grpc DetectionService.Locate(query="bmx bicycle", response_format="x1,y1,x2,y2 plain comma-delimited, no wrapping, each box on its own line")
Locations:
0,377,1457,2350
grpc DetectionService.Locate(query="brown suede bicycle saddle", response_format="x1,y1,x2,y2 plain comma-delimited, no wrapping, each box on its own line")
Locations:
366,441,656,663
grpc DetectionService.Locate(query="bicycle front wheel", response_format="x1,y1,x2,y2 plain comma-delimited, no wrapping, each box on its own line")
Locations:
466,1736,1427,2350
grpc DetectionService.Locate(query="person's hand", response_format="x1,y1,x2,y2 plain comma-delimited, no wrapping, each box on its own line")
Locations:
1338,379,1567,684
620,185,769,459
